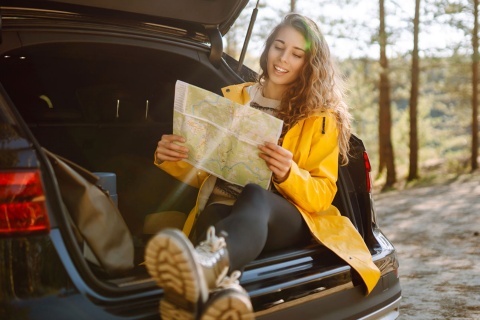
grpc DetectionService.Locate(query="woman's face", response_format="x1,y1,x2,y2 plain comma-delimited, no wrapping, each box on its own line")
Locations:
266,25,307,88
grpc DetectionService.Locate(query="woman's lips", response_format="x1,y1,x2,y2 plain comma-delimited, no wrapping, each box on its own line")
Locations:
274,65,288,74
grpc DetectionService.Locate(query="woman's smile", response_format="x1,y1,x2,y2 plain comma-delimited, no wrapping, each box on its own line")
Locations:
273,65,288,74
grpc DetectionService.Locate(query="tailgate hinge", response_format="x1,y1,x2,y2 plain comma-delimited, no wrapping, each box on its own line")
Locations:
205,25,222,68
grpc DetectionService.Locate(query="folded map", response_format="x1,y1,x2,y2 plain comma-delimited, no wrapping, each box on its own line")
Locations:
173,80,283,189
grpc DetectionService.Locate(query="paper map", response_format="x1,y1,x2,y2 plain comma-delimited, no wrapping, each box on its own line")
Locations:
173,80,283,189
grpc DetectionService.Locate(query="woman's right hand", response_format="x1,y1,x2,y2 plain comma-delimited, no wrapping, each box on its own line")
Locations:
155,134,189,163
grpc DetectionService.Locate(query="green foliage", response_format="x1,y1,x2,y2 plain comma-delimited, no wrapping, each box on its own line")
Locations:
341,58,380,165
340,54,474,181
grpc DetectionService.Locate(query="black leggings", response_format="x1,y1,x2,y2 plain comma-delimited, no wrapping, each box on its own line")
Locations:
193,183,311,272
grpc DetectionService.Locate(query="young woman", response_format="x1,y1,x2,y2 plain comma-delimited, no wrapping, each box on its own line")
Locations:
145,13,380,320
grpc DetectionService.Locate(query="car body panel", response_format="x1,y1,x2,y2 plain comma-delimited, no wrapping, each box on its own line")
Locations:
0,0,250,35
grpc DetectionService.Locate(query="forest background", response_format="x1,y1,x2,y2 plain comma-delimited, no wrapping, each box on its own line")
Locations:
225,0,480,191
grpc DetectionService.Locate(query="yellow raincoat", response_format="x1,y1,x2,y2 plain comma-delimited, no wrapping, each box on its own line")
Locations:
155,83,380,294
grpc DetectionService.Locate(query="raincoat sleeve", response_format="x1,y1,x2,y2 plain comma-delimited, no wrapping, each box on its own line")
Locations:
274,114,339,213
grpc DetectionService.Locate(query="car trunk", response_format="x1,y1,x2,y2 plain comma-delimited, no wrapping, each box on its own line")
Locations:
2,40,232,230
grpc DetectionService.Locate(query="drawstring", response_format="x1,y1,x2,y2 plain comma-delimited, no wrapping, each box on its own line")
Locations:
216,270,242,289
322,117,326,134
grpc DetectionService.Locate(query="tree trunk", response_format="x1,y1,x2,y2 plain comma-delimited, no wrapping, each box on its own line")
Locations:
378,0,396,189
408,0,421,181
472,0,479,171
290,0,296,12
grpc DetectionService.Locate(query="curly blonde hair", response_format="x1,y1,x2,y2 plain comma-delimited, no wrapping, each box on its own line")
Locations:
258,14,352,164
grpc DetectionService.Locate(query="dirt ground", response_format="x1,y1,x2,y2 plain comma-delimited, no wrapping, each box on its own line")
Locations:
373,171,480,320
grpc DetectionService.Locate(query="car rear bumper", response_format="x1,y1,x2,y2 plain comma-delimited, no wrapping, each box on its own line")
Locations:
359,295,401,320
254,270,401,320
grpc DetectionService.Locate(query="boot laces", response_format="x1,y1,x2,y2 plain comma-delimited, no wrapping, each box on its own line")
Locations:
217,270,242,289
197,226,226,254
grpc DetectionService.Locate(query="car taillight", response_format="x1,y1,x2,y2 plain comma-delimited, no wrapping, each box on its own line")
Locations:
363,151,372,193
0,170,50,235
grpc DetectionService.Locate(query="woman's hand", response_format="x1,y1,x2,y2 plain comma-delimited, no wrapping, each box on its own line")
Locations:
155,134,189,163
258,142,293,183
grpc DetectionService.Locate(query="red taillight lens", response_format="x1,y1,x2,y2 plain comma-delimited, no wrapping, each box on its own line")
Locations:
0,170,50,235
363,151,372,193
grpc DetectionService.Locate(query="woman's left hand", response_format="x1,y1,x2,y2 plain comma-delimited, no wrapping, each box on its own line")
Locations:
258,142,293,183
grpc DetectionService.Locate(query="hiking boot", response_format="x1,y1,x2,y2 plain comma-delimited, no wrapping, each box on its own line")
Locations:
144,226,229,319
200,271,254,320
195,226,230,289
145,228,206,319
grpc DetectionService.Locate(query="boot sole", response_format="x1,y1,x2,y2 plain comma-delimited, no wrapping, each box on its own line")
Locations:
160,298,194,320
145,228,208,318
200,289,254,320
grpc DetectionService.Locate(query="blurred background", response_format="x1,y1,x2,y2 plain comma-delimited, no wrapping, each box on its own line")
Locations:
225,0,480,191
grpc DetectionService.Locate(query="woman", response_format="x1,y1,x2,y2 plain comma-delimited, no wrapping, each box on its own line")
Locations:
145,13,380,320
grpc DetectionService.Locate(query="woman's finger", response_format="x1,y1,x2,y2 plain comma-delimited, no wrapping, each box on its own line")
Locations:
258,143,293,182
263,154,291,174
156,134,189,162
259,142,292,164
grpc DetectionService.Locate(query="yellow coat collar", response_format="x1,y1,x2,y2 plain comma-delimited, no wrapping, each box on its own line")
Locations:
221,82,256,105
